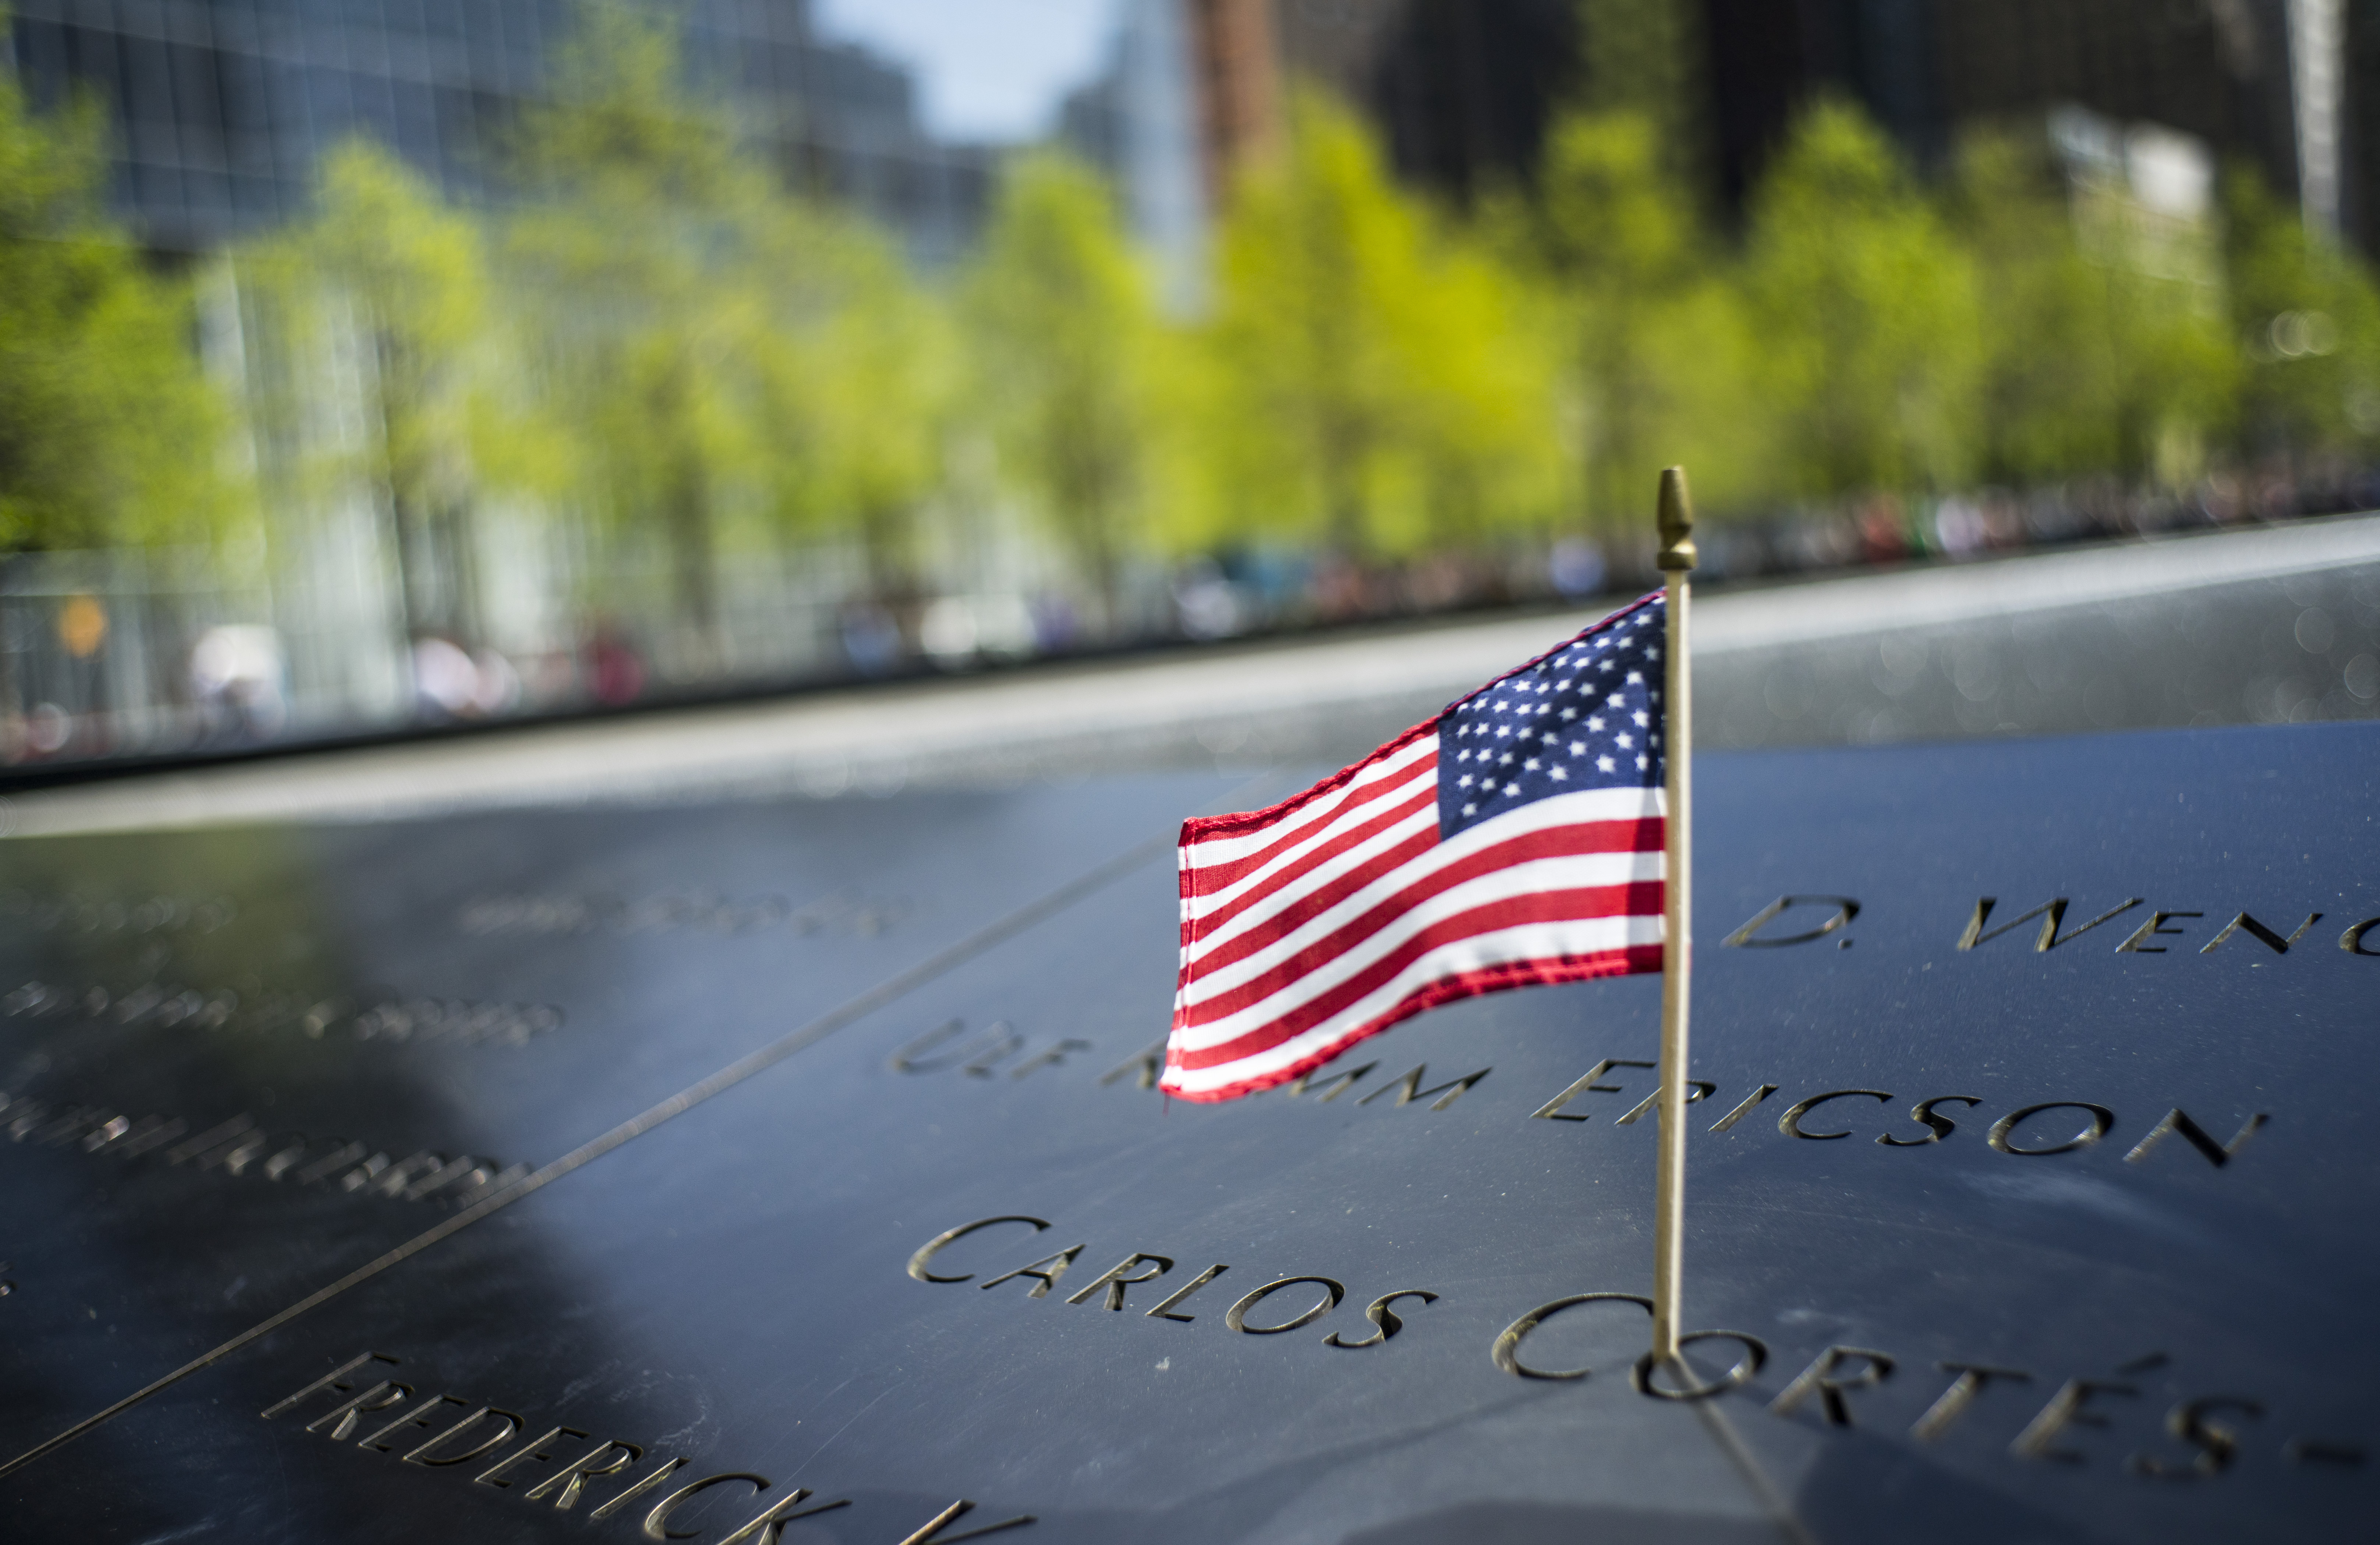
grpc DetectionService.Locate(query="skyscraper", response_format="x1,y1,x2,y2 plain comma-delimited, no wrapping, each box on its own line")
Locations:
4,0,994,262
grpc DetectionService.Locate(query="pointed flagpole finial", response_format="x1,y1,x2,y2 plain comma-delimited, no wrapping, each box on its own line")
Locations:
1656,466,1696,572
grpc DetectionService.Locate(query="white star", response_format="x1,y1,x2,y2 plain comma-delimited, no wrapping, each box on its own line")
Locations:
1456,749,1471,761
1494,700,1509,713
1616,733,1633,749
1568,740,1586,755
1549,765,1568,781
1499,752,1514,765
1587,716,1604,731
1496,724,1512,738
1458,774,1474,788
1598,660,1615,673
1517,729,1533,741
1504,782,1521,795
1535,705,1550,715
1463,803,1477,815
1636,755,1649,770
1633,711,1649,727
1560,707,1577,720
1597,755,1616,772
1523,757,1540,771
1626,670,1644,684
1650,735,1661,748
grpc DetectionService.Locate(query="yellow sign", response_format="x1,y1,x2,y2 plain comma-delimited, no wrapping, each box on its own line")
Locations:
59,595,107,658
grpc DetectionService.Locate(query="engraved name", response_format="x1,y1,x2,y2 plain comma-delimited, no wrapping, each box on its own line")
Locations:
1722,893,2380,958
890,1020,1094,1081
1489,1301,2367,1480
2,980,563,1047
910,1216,1436,1350
457,889,909,939
0,1093,525,1208
1526,1064,2269,1170
0,889,237,936
262,1352,1033,1544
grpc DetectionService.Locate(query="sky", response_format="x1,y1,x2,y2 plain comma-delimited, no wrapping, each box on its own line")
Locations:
812,0,1122,143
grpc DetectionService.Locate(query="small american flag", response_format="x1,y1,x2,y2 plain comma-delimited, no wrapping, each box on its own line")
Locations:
1161,592,1671,1103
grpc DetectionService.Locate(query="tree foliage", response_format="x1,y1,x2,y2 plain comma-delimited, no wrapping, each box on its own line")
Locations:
967,150,1157,630
500,1,948,648
2225,167,2380,460
1742,100,1982,500
243,140,501,639
1198,90,1559,561
23,0,2380,670
0,67,229,550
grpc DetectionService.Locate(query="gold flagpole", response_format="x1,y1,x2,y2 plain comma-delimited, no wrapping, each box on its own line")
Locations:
1650,466,1696,1363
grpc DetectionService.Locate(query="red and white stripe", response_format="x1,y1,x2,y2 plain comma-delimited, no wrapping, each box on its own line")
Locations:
1159,722,1665,1102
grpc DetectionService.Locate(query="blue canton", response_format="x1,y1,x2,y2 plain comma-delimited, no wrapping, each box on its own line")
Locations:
1436,594,1666,840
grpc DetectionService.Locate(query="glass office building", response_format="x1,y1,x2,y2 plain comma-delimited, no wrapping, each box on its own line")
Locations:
4,0,995,262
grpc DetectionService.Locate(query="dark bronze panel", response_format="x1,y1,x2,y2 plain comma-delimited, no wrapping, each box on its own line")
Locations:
3,724,2377,1542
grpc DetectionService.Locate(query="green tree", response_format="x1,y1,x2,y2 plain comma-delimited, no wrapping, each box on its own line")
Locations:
1523,109,1756,526
967,150,1156,634
1574,0,1705,194
1742,99,1981,502
1947,128,2232,488
503,2,954,662
503,1,750,663
246,140,501,643
2224,167,2380,462
798,235,955,606
1200,89,1559,563
1397,231,1564,554
0,66,229,549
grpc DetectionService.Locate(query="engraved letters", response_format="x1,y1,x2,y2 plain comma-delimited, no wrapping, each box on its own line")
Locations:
1877,1095,1981,1147
1988,1103,2117,1156
1065,1253,1175,1311
907,1216,1052,1283
1958,897,2143,952
2115,911,2203,952
261,1351,402,1422
1530,1059,1655,1121
1144,1264,1230,1322
2129,1397,2264,1478
1770,1346,1895,1427
1356,1065,1490,1111
1632,1332,1767,1401
2201,913,2321,953
1912,1363,2032,1441
1777,1089,1894,1141
1491,1293,1651,1381
476,1425,592,1491
257,1356,934,1540
1225,1276,1345,1334
524,1439,645,1509
1325,1290,1438,1349
1706,1084,1777,1133
2124,1109,2269,1168
1723,896,1859,948
978,1246,1086,1298
2011,1379,2140,1462
917,1218,1420,1351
